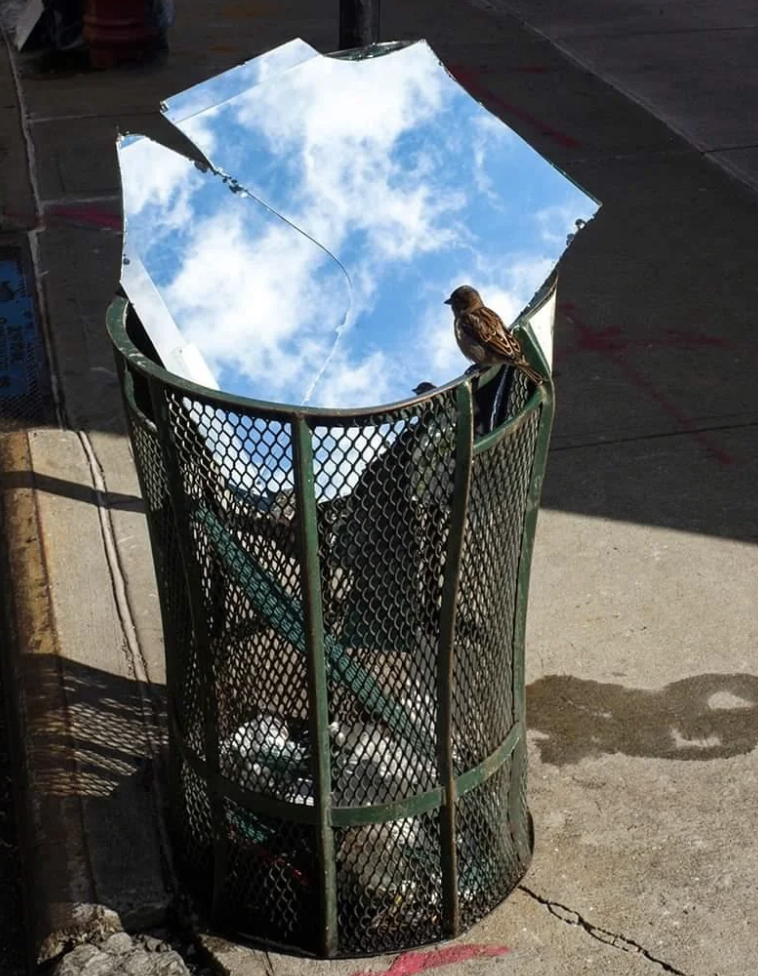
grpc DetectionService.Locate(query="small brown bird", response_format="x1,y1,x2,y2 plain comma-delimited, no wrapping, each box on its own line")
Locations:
445,284,544,385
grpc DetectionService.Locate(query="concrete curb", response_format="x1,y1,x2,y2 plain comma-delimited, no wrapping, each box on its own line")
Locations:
0,431,121,965
0,430,172,966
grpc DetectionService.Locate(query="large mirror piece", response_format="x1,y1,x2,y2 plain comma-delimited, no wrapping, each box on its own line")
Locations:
120,39,599,411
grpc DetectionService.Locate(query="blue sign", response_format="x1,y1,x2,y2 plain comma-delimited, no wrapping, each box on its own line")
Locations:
0,253,37,400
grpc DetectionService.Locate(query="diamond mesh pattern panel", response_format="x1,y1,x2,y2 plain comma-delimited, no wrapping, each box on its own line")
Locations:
316,394,457,806
163,394,313,806
452,412,539,774
128,402,206,759
115,310,546,955
505,362,533,419
457,760,528,929
336,810,443,955
168,753,214,884
219,798,319,951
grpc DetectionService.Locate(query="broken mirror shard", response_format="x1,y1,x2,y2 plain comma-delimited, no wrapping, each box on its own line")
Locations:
119,38,600,414
162,37,320,123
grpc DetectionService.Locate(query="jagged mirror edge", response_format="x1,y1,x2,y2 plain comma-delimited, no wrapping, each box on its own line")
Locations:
117,130,365,501
161,37,321,124
158,39,600,403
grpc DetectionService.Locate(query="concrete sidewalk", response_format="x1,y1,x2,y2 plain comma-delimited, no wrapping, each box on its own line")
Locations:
488,0,758,193
1,0,757,974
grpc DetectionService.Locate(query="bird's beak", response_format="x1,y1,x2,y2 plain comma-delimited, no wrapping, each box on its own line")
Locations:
443,298,452,305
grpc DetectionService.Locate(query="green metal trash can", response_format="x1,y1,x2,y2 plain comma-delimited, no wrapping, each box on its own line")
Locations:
107,285,555,957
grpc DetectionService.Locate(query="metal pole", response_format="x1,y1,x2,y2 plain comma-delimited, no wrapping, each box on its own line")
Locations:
339,0,380,49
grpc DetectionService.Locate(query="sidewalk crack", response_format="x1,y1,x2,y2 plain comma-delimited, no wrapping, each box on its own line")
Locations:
519,884,690,975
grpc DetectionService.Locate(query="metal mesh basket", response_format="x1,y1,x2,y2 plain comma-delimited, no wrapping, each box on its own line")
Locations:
107,293,554,957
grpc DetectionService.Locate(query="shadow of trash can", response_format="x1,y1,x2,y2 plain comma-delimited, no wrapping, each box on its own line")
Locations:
106,271,556,957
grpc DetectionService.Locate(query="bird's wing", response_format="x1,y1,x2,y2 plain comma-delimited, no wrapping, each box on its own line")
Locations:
459,307,525,361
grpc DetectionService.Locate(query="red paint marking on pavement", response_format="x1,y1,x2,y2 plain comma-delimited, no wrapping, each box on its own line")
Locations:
660,329,730,350
559,302,733,465
1,206,122,231
46,205,122,230
0,209,39,229
562,318,731,358
448,66,580,149
570,322,628,355
352,943,510,976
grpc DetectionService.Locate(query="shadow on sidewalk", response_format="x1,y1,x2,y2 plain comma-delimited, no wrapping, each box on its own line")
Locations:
16,652,170,953
527,672,758,766
25,653,166,799
1,469,142,511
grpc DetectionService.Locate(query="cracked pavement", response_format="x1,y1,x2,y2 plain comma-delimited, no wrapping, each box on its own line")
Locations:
519,886,689,976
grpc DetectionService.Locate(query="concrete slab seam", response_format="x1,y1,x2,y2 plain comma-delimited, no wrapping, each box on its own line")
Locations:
703,143,758,153
76,430,177,887
519,886,690,976
539,24,758,40
29,112,158,124
559,302,734,465
550,417,758,454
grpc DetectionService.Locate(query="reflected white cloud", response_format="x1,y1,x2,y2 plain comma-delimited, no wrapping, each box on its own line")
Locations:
120,140,358,407
121,136,202,237
164,209,343,394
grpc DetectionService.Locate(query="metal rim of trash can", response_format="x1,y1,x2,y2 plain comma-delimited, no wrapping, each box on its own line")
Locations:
106,290,555,957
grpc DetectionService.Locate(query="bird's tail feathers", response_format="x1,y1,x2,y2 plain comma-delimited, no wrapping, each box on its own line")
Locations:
518,361,546,386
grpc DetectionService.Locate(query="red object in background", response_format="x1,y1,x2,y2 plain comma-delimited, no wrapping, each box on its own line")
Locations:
83,0,161,69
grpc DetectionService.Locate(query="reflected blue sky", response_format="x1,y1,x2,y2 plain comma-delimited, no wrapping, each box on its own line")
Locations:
120,139,352,405
120,39,599,412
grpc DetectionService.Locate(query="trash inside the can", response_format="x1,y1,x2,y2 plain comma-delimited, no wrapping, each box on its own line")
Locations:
338,818,425,896
220,714,310,796
332,724,436,805
220,715,437,808
220,711,446,921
